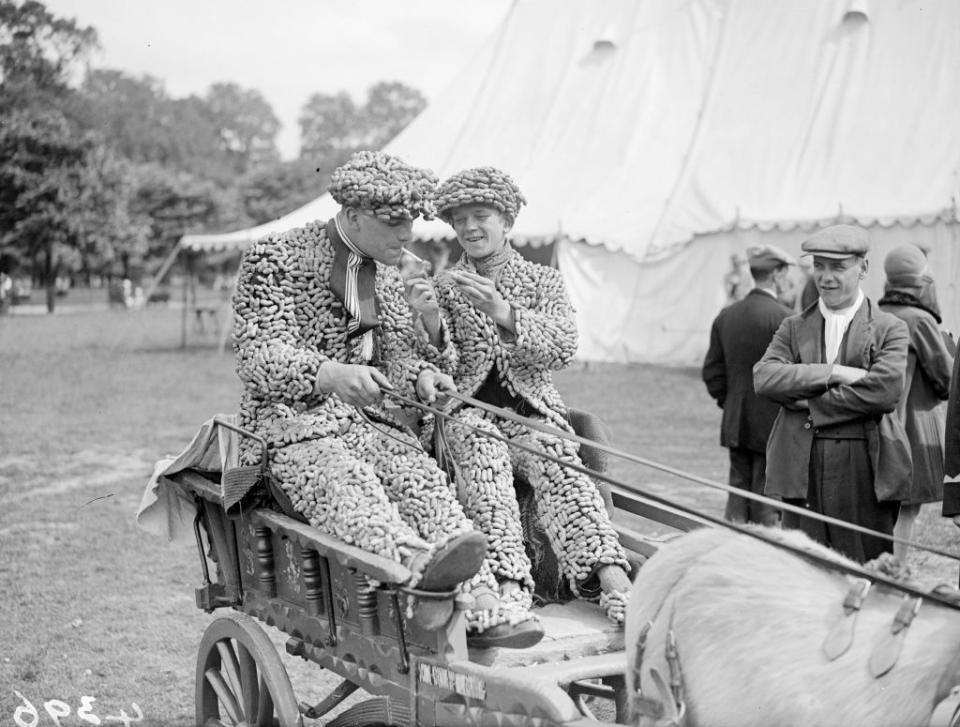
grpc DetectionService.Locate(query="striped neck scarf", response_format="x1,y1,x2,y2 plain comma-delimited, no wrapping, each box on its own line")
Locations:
327,216,380,347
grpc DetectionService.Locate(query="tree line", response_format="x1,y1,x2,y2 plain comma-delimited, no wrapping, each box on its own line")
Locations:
0,0,426,311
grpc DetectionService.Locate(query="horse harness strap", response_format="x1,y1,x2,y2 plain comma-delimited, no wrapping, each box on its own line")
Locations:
630,620,687,727
823,578,871,661
931,686,960,727
868,596,922,678
929,644,960,727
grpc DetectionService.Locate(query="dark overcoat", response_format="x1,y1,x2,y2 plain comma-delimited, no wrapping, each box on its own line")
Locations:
702,289,795,453
879,301,953,503
941,350,960,515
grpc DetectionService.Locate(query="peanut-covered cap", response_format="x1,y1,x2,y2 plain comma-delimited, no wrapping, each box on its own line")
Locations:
329,150,438,221
435,166,527,224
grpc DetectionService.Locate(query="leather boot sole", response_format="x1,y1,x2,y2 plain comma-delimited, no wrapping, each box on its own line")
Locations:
467,619,545,650
417,531,488,591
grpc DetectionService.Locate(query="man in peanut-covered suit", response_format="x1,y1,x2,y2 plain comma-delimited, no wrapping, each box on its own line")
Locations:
231,151,538,643
702,245,797,526
404,167,631,643
754,225,911,563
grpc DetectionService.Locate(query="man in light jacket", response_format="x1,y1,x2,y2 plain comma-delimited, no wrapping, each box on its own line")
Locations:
754,225,911,563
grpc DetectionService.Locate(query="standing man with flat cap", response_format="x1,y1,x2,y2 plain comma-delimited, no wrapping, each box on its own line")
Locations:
754,224,911,563
702,244,797,526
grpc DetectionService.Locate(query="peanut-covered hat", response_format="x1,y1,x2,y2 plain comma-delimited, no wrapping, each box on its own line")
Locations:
328,150,438,222
435,166,527,224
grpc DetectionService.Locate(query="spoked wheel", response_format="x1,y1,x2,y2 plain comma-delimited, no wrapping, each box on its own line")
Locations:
196,612,303,727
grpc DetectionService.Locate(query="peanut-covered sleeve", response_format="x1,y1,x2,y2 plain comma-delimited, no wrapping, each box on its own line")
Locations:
377,268,449,402
232,235,328,403
410,275,459,376
506,265,578,370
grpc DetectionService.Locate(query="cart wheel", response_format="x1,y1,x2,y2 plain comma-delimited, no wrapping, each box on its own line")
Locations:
196,612,303,727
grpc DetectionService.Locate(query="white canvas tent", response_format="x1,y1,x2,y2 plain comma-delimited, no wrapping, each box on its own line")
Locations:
182,0,960,363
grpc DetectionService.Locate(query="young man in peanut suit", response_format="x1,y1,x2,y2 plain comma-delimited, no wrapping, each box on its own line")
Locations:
231,152,528,638
405,167,633,638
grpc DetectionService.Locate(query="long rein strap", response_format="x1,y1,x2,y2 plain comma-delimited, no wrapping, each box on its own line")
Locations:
380,390,960,608
428,390,960,564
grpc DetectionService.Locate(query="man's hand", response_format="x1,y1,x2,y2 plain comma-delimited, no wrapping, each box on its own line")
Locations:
403,272,441,340
315,360,392,407
416,369,456,404
403,271,439,317
829,364,868,386
448,270,514,330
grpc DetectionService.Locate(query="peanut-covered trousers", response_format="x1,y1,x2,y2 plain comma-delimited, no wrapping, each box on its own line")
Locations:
269,419,497,592
442,406,628,597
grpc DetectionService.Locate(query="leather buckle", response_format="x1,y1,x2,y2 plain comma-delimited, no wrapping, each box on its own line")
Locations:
822,578,871,661
868,596,922,678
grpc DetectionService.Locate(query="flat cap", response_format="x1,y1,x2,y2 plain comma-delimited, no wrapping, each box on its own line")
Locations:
801,224,870,259
746,244,796,271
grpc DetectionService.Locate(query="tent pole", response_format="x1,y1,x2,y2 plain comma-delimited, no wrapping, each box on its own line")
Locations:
141,241,182,309
180,253,190,349
217,270,239,354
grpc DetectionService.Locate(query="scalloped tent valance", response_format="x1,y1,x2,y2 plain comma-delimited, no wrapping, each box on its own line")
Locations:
181,0,960,362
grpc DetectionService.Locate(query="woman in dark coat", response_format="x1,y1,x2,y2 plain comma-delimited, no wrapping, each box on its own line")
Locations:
879,244,954,562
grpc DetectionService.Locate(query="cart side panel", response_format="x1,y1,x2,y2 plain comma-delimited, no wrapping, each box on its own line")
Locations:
200,502,241,589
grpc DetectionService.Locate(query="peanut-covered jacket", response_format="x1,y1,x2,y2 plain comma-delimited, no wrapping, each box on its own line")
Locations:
430,248,578,430
753,298,912,501
232,220,431,456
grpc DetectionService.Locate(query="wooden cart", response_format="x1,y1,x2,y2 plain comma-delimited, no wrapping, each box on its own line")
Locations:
162,414,700,727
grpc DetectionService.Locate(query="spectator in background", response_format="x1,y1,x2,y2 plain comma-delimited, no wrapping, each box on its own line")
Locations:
775,260,807,311
754,225,911,563
0,271,11,314
943,347,960,536
798,254,820,312
878,244,954,562
702,245,797,526
723,251,753,305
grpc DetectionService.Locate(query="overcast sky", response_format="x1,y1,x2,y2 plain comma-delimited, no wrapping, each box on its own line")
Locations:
43,0,515,159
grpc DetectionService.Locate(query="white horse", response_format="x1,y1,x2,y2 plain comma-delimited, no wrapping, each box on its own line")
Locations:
625,527,960,727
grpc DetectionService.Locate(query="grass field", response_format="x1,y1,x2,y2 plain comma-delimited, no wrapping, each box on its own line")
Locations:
1,302,958,725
